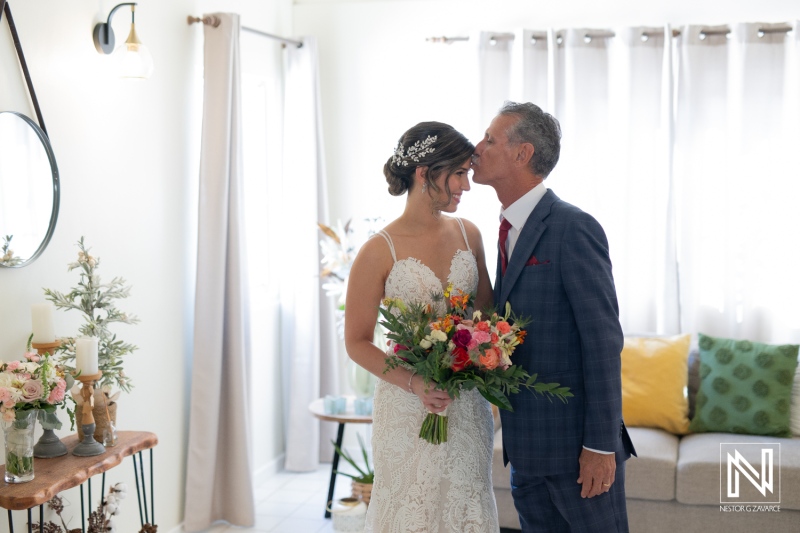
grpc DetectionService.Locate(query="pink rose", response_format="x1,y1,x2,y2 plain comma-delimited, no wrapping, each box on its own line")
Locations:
21,379,44,402
472,330,491,345
23,352,40,363
6,361,20,372
0,388,11,404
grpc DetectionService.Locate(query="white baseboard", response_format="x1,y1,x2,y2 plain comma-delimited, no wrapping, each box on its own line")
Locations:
253,452,286,487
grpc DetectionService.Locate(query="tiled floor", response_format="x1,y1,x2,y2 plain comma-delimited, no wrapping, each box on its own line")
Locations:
195,464,352,533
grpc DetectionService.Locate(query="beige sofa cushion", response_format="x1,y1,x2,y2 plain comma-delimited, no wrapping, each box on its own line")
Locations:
626,427,679,500
677,433,800,510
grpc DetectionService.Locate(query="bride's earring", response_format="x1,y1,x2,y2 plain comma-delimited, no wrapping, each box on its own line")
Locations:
421,182,427,193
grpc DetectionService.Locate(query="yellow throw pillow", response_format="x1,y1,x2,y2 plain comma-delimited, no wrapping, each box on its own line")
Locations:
622,334,691,434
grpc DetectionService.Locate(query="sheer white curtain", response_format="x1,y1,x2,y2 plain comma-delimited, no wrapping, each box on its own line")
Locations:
185,13,254,531
280,37,340,471
477,22,800,342
674,22,800,343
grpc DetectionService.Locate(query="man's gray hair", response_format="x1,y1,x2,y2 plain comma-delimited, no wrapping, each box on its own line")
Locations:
498,101,561,178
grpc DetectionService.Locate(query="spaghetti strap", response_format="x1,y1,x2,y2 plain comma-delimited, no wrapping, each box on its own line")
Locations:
455,218,472,252
377,230,397,262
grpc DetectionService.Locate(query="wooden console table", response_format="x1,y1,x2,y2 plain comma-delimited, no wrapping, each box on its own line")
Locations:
0,431,158,532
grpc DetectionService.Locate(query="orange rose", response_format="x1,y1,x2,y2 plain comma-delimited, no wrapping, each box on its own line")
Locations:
496,321,511,335
475,321,490,332
479,347,500,370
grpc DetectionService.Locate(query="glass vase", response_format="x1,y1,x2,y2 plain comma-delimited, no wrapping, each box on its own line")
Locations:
3,410,37,483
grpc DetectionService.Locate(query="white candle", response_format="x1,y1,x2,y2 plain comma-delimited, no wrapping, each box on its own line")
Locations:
75,337,99,375
31,302,56,343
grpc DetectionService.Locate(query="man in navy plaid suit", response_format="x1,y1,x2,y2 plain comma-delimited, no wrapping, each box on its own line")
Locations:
472,102,636,532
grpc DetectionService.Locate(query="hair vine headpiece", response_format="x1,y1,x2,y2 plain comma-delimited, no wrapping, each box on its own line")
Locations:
391,135,438,167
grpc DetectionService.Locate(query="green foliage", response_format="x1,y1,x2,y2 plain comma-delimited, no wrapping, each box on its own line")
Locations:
44,237,139,392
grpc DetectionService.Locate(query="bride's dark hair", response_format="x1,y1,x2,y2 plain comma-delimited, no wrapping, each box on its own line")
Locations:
384,122,474,205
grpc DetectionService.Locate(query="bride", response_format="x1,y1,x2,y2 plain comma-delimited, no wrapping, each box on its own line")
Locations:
345,122,498,532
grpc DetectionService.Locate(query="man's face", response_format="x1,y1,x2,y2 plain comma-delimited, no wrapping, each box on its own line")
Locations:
471,113,519,187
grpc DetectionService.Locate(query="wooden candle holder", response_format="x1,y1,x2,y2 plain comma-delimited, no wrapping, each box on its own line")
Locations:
72,372,106,457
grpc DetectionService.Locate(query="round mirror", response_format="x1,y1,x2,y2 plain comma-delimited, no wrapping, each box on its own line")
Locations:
0,111,59,268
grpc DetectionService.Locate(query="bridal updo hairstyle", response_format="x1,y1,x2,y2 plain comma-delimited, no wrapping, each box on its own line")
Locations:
384,122,474,205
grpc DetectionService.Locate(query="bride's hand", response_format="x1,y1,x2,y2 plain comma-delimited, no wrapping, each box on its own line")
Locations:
410,375,452,413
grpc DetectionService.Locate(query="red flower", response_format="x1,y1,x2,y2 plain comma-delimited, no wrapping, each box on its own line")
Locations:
452,328,472,349
451,346,472,372
394,343,410,362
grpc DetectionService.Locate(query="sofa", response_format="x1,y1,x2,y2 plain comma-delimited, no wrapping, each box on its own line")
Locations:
492,335,800,532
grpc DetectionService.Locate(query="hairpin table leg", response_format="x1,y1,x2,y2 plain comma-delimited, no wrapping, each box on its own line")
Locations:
133,452,144,527
26,508,31,533
80,484,85,533
138,451,149,524
7,509,13,533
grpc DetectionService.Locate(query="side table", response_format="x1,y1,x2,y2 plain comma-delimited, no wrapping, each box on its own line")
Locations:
308,397,372,518
0,431,158,532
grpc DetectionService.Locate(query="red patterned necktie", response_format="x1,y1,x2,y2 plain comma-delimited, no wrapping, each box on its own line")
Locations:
499,218,512,276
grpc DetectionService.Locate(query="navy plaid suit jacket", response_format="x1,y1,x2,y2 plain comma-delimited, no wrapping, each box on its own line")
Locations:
495,189,635,476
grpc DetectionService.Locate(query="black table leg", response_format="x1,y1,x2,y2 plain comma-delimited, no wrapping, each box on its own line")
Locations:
7,509,13,533
325,422,346,519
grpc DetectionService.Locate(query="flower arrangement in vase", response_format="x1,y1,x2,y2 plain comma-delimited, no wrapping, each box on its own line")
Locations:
44,237,139,444
0,348,70,482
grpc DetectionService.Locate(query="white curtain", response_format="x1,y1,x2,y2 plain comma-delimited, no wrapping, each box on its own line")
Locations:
674,22,800,342
184,13,254,531
280,37,340,471
477,21,800,343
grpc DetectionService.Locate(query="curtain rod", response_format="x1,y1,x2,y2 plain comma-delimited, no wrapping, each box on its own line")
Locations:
187,15,303,48
427,24,793,44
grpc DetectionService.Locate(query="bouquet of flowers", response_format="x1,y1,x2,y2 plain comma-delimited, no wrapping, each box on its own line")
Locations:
380,286,572,444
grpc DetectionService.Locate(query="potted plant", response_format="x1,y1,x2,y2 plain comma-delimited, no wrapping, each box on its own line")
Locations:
44,237,139,443
332,433,374,504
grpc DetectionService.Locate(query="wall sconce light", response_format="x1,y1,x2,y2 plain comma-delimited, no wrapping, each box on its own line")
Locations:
92,2,154,79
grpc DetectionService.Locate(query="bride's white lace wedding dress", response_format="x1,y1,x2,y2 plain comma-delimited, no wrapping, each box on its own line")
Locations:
365,218,499,533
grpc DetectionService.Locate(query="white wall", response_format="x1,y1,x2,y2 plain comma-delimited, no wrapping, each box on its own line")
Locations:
0,0,290,530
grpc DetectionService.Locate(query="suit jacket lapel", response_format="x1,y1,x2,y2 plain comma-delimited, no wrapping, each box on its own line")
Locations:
498,190,558,306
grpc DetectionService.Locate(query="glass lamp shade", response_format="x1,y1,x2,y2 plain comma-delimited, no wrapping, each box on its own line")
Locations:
114,24,154,79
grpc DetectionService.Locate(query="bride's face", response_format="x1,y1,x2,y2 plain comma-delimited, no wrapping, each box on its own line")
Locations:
433,158,472,213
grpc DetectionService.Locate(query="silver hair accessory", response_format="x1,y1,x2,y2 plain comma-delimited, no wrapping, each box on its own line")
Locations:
391,135,438,167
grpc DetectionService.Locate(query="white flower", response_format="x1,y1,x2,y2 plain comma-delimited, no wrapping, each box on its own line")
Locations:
113,482,128,493
106,494,117,505
104,502,118,513
430,330,448,343
419,339,432,349
473,310,483,321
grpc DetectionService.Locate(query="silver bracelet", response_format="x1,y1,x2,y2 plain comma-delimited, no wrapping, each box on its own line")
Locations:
407,370,416,393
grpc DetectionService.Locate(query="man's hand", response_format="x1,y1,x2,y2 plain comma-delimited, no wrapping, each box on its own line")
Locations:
577,448,616,498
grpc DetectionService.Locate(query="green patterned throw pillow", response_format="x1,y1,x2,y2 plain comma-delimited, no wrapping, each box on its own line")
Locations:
689,333,799,437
